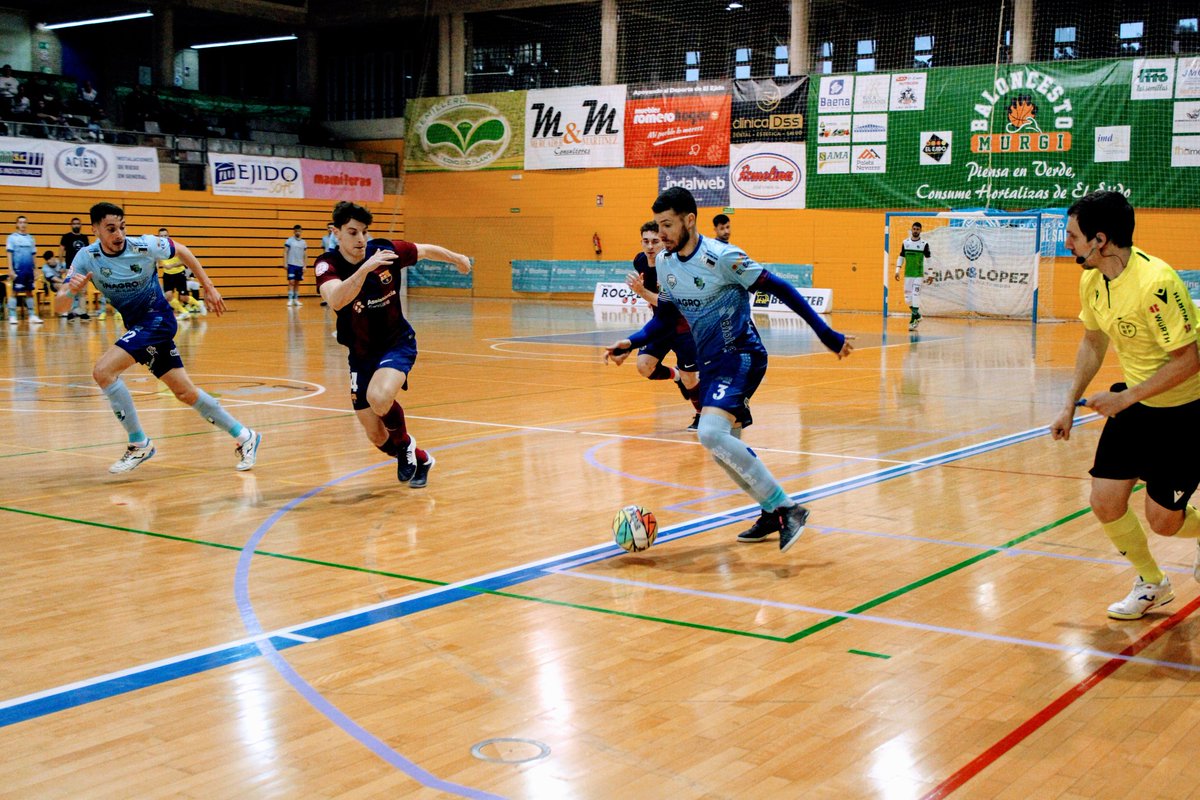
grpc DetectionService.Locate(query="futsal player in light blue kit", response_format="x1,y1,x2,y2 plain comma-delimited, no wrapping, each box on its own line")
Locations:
283,224,307,306
56,202,262,474
605,187,854,552
6,214,42,324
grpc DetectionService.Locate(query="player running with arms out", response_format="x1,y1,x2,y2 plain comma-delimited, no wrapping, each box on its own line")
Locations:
894,222,931,331
1050,190,1200,620
315,201,472,489
604,187,854,552
56,202,261,474
624,220,703,430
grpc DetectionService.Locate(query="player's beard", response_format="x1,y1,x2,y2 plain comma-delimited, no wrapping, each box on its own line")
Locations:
668,228,690,254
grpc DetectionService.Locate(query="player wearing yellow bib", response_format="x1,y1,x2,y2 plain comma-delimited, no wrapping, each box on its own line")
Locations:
893,222,931,331
1050,191,1200,620
157,227,203,319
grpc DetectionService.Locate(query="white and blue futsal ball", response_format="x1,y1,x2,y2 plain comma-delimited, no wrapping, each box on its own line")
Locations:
612,505,658,552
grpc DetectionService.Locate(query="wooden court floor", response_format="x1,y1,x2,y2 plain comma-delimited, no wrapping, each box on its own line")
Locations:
2,298,1199,800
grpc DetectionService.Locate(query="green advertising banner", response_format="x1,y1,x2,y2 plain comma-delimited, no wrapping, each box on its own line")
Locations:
807,58,1199,209
405,91,527,172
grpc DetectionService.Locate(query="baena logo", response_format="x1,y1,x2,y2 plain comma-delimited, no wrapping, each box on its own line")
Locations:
969,67,1074,154
732,153,802,200
416,96,512,171
54,145,110,186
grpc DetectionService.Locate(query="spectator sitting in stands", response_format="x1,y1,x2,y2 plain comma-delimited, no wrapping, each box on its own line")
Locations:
8,89,31,135
33,96,64,139
0,65,17,116
76,80,99,113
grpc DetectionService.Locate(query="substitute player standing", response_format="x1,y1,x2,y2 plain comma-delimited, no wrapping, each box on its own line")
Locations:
314,201,472,488
894,222,931,331
604,187,854,552
56,202,261,474
283,224,307,307
1051,190,1200,620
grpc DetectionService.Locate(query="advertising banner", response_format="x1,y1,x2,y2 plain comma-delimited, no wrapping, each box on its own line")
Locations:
209,153,302,197
751,287,833,313
524,85,625,170
807,59,1198,209
0,137,49,187
592,282,653,307
920,225,1037,317
405,91,526,172
300,159,383,202
0,139,159,191
625,82,731,167
408,258,473,289
730,77,807,143
658,165,729,207
729,142,805,209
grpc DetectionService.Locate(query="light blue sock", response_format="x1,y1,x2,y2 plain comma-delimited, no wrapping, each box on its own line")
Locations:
25,296,35,313
191,389,247,440
697,414,790,511
6,297,14,316
102,378,147,444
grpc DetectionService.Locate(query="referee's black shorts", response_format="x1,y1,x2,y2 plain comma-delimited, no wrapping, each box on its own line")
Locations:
162,271,187,294
1090,382,1200,511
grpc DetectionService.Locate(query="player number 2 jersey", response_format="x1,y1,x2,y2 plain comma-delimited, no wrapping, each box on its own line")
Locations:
69,235,174,321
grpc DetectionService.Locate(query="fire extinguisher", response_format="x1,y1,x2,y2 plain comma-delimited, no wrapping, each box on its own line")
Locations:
593,232,602,259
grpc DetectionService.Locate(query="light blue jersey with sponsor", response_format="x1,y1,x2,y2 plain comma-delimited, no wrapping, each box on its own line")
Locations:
69,235,174,321
6,231,36,273
657,234,765,363
284,236,307,267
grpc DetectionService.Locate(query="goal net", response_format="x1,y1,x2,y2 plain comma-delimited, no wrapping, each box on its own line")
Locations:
883,210,1059,323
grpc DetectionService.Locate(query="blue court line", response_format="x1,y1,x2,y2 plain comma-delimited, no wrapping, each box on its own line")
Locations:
0,415,1097,733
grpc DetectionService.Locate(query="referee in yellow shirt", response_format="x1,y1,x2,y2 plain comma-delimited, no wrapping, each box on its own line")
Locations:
1051,191,1200,620
157,227,202,319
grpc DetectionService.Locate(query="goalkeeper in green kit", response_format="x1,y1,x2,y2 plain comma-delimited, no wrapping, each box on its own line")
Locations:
894,221,932,331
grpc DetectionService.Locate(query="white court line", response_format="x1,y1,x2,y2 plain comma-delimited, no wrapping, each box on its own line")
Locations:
548,568,1200,673
0,374,326,413
260,399,920,466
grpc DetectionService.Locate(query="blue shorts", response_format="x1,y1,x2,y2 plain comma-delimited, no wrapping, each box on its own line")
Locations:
348,335,417,411
639,331,698,372
11,269,34,293
115,308,184,378
698,349,768,428
287,265,304,282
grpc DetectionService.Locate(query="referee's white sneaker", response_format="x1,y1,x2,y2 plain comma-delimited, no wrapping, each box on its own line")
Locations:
1107,575,1174,620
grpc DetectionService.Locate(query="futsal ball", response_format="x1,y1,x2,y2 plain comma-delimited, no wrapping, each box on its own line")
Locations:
613,505,657,552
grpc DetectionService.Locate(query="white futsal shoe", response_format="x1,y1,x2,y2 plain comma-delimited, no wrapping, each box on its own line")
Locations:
109,441,156,474
236,430,262,471
1107,575,1174,620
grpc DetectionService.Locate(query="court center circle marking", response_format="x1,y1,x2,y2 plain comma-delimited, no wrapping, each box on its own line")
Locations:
0,373,325,412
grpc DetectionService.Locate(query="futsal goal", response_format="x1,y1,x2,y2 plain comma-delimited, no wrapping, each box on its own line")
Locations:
883,210,1061,324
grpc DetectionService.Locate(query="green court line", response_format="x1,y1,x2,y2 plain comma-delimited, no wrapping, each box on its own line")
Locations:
848,649,891,659
784,507,1095,642
0,412,354,459
0,504,788,640
0,494,1119,646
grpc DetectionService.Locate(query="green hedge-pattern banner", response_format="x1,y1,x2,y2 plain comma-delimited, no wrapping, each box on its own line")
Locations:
806,59,1198,209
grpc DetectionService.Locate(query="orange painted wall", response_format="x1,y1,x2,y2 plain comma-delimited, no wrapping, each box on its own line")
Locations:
403,167,1200,318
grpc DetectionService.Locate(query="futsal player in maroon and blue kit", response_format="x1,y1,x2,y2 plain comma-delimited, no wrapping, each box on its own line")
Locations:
314,201,472,488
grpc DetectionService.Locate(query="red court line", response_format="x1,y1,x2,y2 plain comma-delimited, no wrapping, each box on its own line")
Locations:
920,593,1200,800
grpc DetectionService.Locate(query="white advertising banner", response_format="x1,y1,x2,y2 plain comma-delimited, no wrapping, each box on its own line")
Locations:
209,153,303,196
47,143,160,192
0,139,159,191
750,287,834,313
0,137,48,187
525,85,625,170
729,141,806,209
592,282,652,308
920,225,1038,317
